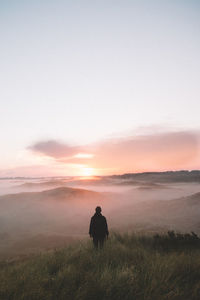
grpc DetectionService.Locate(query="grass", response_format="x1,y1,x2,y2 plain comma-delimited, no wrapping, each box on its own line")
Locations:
0,232,200,300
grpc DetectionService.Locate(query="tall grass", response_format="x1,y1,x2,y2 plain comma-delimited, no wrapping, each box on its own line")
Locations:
0,232,200,300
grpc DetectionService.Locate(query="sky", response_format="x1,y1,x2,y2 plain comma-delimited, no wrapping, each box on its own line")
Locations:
0,0,200,176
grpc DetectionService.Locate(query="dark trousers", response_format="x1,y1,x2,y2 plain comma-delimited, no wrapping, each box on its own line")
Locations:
93,236,105,249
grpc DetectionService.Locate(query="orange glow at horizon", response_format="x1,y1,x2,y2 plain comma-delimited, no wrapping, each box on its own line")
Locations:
80,167,96,177
9,130,199,178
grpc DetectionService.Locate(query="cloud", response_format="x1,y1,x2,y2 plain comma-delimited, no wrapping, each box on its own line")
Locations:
90,130,200,172
28,130,200,175
28,140,80,158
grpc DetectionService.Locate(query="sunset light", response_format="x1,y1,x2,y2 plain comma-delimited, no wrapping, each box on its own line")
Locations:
0,0,199,178
1,1,200,298
81,167,96,177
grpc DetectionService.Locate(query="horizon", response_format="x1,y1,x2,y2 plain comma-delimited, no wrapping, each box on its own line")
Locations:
1,0,200,176
1,169,200,180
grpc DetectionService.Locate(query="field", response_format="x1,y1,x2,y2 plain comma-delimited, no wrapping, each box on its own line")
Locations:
1,231,200,300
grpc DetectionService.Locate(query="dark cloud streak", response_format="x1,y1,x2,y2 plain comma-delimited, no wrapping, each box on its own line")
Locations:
28,140,80,158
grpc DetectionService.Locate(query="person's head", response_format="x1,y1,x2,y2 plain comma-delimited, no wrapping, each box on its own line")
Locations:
95,206,101,214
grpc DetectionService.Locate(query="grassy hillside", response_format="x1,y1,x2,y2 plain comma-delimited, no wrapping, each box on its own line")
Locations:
1,232,200,300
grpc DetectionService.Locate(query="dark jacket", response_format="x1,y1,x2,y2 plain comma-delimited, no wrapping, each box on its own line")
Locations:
89,213,109,237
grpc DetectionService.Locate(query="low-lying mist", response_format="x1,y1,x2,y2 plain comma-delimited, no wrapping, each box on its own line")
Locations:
0,172,200,258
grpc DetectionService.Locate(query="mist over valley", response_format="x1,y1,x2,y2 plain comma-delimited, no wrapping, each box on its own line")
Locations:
0,171,200,259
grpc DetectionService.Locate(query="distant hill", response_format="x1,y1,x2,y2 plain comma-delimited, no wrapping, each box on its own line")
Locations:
110,170,200,183
141,191,200,230
0,186,103,204
107,190,200,234
16,180,67,189
40,187,102,201
0,187,105,256
169,191,200,206
2,171,200,189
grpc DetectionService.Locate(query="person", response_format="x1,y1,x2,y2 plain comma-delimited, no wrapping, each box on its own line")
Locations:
89,206,109,249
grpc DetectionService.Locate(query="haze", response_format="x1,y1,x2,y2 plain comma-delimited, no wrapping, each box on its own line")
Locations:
0,172,200,258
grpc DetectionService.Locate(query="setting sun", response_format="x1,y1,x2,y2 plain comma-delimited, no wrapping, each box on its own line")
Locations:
81,167,96,177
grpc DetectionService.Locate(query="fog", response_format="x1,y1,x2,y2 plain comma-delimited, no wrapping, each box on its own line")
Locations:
0,173,200,258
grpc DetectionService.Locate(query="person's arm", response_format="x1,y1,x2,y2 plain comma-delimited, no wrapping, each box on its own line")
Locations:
89,217,93,237
105,217,109,237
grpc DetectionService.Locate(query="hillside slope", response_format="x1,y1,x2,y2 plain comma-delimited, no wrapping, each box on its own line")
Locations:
0,232,200,300
0,186,102,203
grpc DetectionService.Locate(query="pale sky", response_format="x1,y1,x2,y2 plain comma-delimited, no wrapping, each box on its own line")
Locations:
0,0,200,176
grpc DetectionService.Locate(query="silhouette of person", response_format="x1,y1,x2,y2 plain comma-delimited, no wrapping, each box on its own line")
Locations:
89,206,109,249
